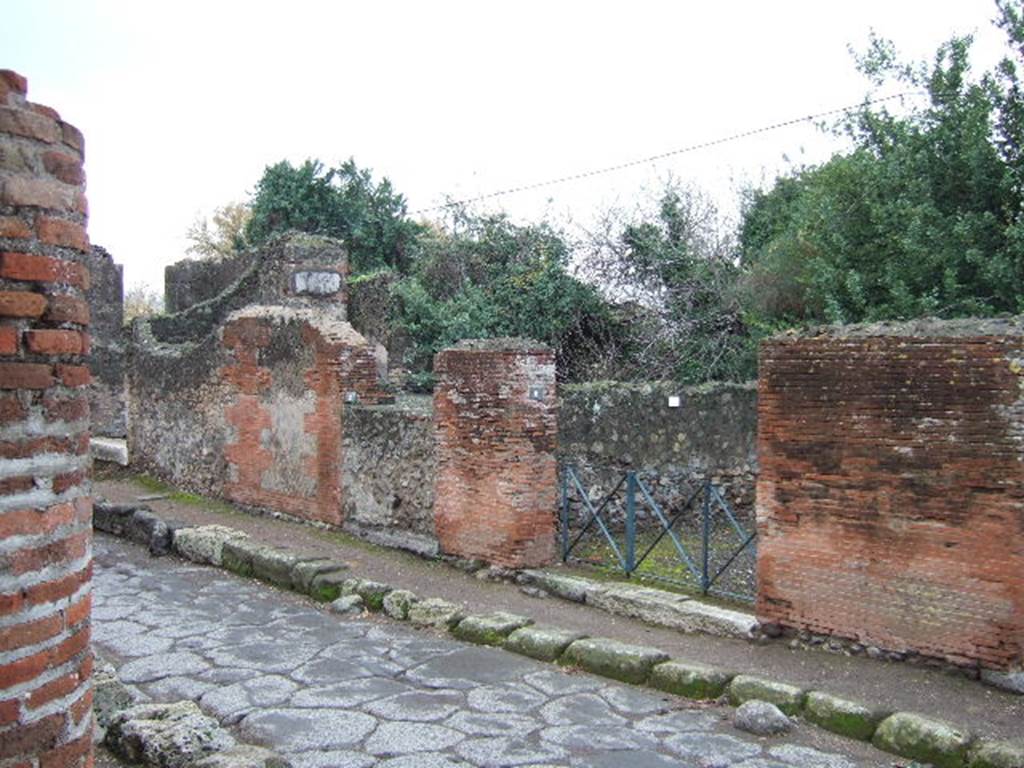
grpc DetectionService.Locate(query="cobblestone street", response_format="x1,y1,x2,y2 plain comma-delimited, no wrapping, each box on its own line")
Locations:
92,535,885,768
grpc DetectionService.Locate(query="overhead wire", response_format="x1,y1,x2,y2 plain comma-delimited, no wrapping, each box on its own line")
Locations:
409,90,926,216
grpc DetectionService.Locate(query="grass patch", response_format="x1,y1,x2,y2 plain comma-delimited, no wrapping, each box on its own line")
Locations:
128,475,243,518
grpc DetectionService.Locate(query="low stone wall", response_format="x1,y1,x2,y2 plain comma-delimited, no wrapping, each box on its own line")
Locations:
558,381,758,517
341,396,437,555
757,317,1024,672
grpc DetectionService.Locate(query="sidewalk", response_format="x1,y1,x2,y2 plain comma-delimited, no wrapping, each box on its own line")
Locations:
94,474,1024,744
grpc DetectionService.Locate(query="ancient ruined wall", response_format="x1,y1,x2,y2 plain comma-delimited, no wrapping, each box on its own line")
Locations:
559,381,758,514
83,245,124,436
341,396,437,555
757,318,1024,671
434,340,558,568
0,69,94,768
130,233,391,528
164,249,253,314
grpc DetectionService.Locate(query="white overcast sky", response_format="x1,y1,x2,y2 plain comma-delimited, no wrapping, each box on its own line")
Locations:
2,1,1009,292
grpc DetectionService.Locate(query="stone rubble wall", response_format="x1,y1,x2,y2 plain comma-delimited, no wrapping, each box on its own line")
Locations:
164,249,254,314
341,396,438,555
756,317,1024,671
0,69,94,768
558,381,758,521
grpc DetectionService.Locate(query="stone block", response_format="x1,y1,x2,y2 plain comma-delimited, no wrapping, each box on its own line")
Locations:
173,525,249,567
308,570,350,603
408,598,465,629
519,570,594,603
872,712,973,768
803,690,888,742
250,548,301,589
94,501,136,536
980,668,1024,695
329,595,364,615
127,508,173,556
382,589,418,620
734,700,791,736
452,612,533,647
728,675,805,716
91,437,128,466
649,660,734,700
559,637,669,685
503,626,586,662
289,559,346,592
968,739,1024,768
221,538,264,579
104,701,236,768
344,579,392,611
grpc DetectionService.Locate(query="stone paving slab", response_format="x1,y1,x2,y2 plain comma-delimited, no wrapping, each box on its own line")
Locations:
91,534,888,768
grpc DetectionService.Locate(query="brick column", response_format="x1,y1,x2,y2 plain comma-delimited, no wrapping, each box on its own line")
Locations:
433,340,557,568
0,70,94,767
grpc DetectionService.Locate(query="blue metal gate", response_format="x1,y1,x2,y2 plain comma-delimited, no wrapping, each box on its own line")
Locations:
559,467,757,602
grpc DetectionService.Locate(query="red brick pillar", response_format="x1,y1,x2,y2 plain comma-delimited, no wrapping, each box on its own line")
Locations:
0,70,94,767
433,340,557,568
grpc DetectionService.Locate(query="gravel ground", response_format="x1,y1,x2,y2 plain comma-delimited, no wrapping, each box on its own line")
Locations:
94,472,1024,743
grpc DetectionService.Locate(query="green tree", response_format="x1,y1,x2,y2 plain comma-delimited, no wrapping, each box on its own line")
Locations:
246,158,420,274
394,208,617,379
739,1,1024,324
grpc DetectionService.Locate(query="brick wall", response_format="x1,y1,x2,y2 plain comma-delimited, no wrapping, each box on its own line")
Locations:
433,340,558,568
757,319,1024,670
0,70,94,767
220,309,391,526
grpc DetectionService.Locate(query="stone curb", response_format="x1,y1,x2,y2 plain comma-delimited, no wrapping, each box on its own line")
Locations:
94,506,1022,768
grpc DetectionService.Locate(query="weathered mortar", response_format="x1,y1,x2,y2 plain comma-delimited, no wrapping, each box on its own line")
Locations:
0,69,94,768
558,381,758,518
342,395,438,555
756,316,1024,671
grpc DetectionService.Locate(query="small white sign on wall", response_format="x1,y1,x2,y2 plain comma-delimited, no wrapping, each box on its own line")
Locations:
293,270,342,296
667,395,682,408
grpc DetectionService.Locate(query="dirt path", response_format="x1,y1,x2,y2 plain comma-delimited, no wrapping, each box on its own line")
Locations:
94,474,1024,742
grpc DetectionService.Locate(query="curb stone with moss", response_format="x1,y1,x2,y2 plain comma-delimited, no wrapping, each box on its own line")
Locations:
560,637,669,685
803,691,888,742
728,675,806,716
221,539,264,578
342,578,392,610
968,738,1024,768
308,570,350,602
290,559,346,592
172,525,250,567
503,626,587,662
250,547,302,588
649,660,735,700
872,712,973,768
452,612,533,646
408,598,465,629
382,589,418,620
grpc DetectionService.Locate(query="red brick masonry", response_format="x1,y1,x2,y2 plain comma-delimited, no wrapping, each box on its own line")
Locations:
434,342,558,569
221,314,388,526
757,323,1024,670
0,69,94,768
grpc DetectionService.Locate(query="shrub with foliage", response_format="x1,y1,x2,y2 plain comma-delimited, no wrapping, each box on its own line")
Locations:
739,0,1024,324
